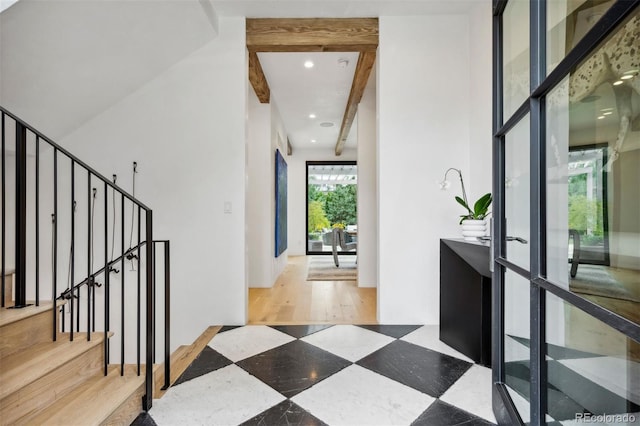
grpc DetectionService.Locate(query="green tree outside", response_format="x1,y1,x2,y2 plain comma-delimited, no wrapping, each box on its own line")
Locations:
308,200,330,233
324,185,357,226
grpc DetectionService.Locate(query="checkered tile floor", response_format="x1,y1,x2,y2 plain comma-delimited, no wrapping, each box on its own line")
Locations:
133,325,496,426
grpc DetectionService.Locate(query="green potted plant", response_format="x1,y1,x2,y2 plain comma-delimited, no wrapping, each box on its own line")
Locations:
439,168,492,240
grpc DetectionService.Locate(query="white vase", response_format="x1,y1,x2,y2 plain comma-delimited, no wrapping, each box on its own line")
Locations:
461,219,486,241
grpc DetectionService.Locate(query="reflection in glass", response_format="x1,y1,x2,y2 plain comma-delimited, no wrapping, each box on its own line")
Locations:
547,0,615,75
505,115,531,270
504,270,531,424
503,0,530,119
546,292,640,423
545,9,640,326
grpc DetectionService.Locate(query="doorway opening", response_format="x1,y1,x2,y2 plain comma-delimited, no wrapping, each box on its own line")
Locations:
306,161,358,256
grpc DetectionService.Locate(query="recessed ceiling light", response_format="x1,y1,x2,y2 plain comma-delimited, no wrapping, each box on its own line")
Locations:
623,69,638,75
620,75,634,80
311,139,317,143
601,107,614,112
597,115,606,119
304,60,314,68
603,111,613,116
320,122,334,128
309,114,316,119
613,80,624,86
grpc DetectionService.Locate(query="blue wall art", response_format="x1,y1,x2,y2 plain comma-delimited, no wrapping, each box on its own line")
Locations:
275,149,288,257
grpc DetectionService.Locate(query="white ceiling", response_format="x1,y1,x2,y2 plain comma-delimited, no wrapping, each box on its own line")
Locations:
259,52,361,150
0,0,218,139
211,0,487,18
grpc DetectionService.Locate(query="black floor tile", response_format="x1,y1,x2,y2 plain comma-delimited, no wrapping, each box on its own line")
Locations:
357,340,472,398
219,325,242,333
173,346,233,386
356,324,422,339
508,335,602,360
270,324,333,339
411,400,494,426
129,412,157,426
239,399,328,426
236,340,351,398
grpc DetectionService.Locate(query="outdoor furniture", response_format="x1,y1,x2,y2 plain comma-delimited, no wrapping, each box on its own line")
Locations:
569,229,581,278
332,228,357,267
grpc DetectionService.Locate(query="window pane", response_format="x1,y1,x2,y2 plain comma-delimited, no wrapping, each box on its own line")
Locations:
546,292,640,423
547,0,615,75
545,9,640,326
307,164,358,254
503,0,530,119
504,270,532,424
505,115,531,270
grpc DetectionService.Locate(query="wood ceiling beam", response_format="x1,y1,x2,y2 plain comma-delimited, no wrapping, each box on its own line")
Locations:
248,51,270,103
246,18,379,53
335,51,376,156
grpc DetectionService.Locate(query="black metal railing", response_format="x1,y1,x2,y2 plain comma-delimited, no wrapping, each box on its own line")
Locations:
0,106,170,410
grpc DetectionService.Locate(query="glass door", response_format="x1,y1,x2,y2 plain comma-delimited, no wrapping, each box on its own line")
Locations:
305,161,357,255
493,1,640,424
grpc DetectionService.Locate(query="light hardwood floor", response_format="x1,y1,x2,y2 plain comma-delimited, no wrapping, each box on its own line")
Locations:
248,256,377,325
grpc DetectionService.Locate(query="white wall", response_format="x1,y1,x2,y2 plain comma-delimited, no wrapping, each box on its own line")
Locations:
468,2,494,204
287,148,357,256
57,17,247,350
377,15,479,324
247,89,272,288
357,69,378,288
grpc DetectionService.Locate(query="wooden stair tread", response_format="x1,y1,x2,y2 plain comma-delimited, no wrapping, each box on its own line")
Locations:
0,301,61,327
17,366,145,426
0,332,109,400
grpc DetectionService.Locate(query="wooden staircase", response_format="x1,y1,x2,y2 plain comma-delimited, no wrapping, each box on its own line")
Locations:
0,303,145,426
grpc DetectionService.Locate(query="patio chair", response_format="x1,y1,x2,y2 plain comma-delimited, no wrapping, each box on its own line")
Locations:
332,228,357,267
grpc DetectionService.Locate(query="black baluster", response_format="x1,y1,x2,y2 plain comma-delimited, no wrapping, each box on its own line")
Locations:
14,122,27,308
87,172,91,341
104,181,109,375
70,161,75,341
35,136,40,306
53,150,58,340
121,193,125,376
1,113,5,308
137,205,141,376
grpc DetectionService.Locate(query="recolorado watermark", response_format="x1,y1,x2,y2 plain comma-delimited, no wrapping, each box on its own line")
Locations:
575,413,637,423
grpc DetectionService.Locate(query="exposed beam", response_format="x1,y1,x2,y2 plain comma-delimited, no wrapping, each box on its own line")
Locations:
335,51,376,156
248,51,270,103
246,18,378,52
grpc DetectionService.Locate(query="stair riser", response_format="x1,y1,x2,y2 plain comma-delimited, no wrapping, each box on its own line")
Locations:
102,381,145,426
1,343,104,425
0,309,54,359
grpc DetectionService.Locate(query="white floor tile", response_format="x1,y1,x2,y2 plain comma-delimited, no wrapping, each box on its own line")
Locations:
208,325,295,362
150,364,286,425
292,364,435,426
300,325,395,362
400,325,474,363
440,364,497,423
560,356,640,406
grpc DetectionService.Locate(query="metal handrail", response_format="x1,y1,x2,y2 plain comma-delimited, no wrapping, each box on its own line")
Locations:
1,106,169,411
0,106,150,210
